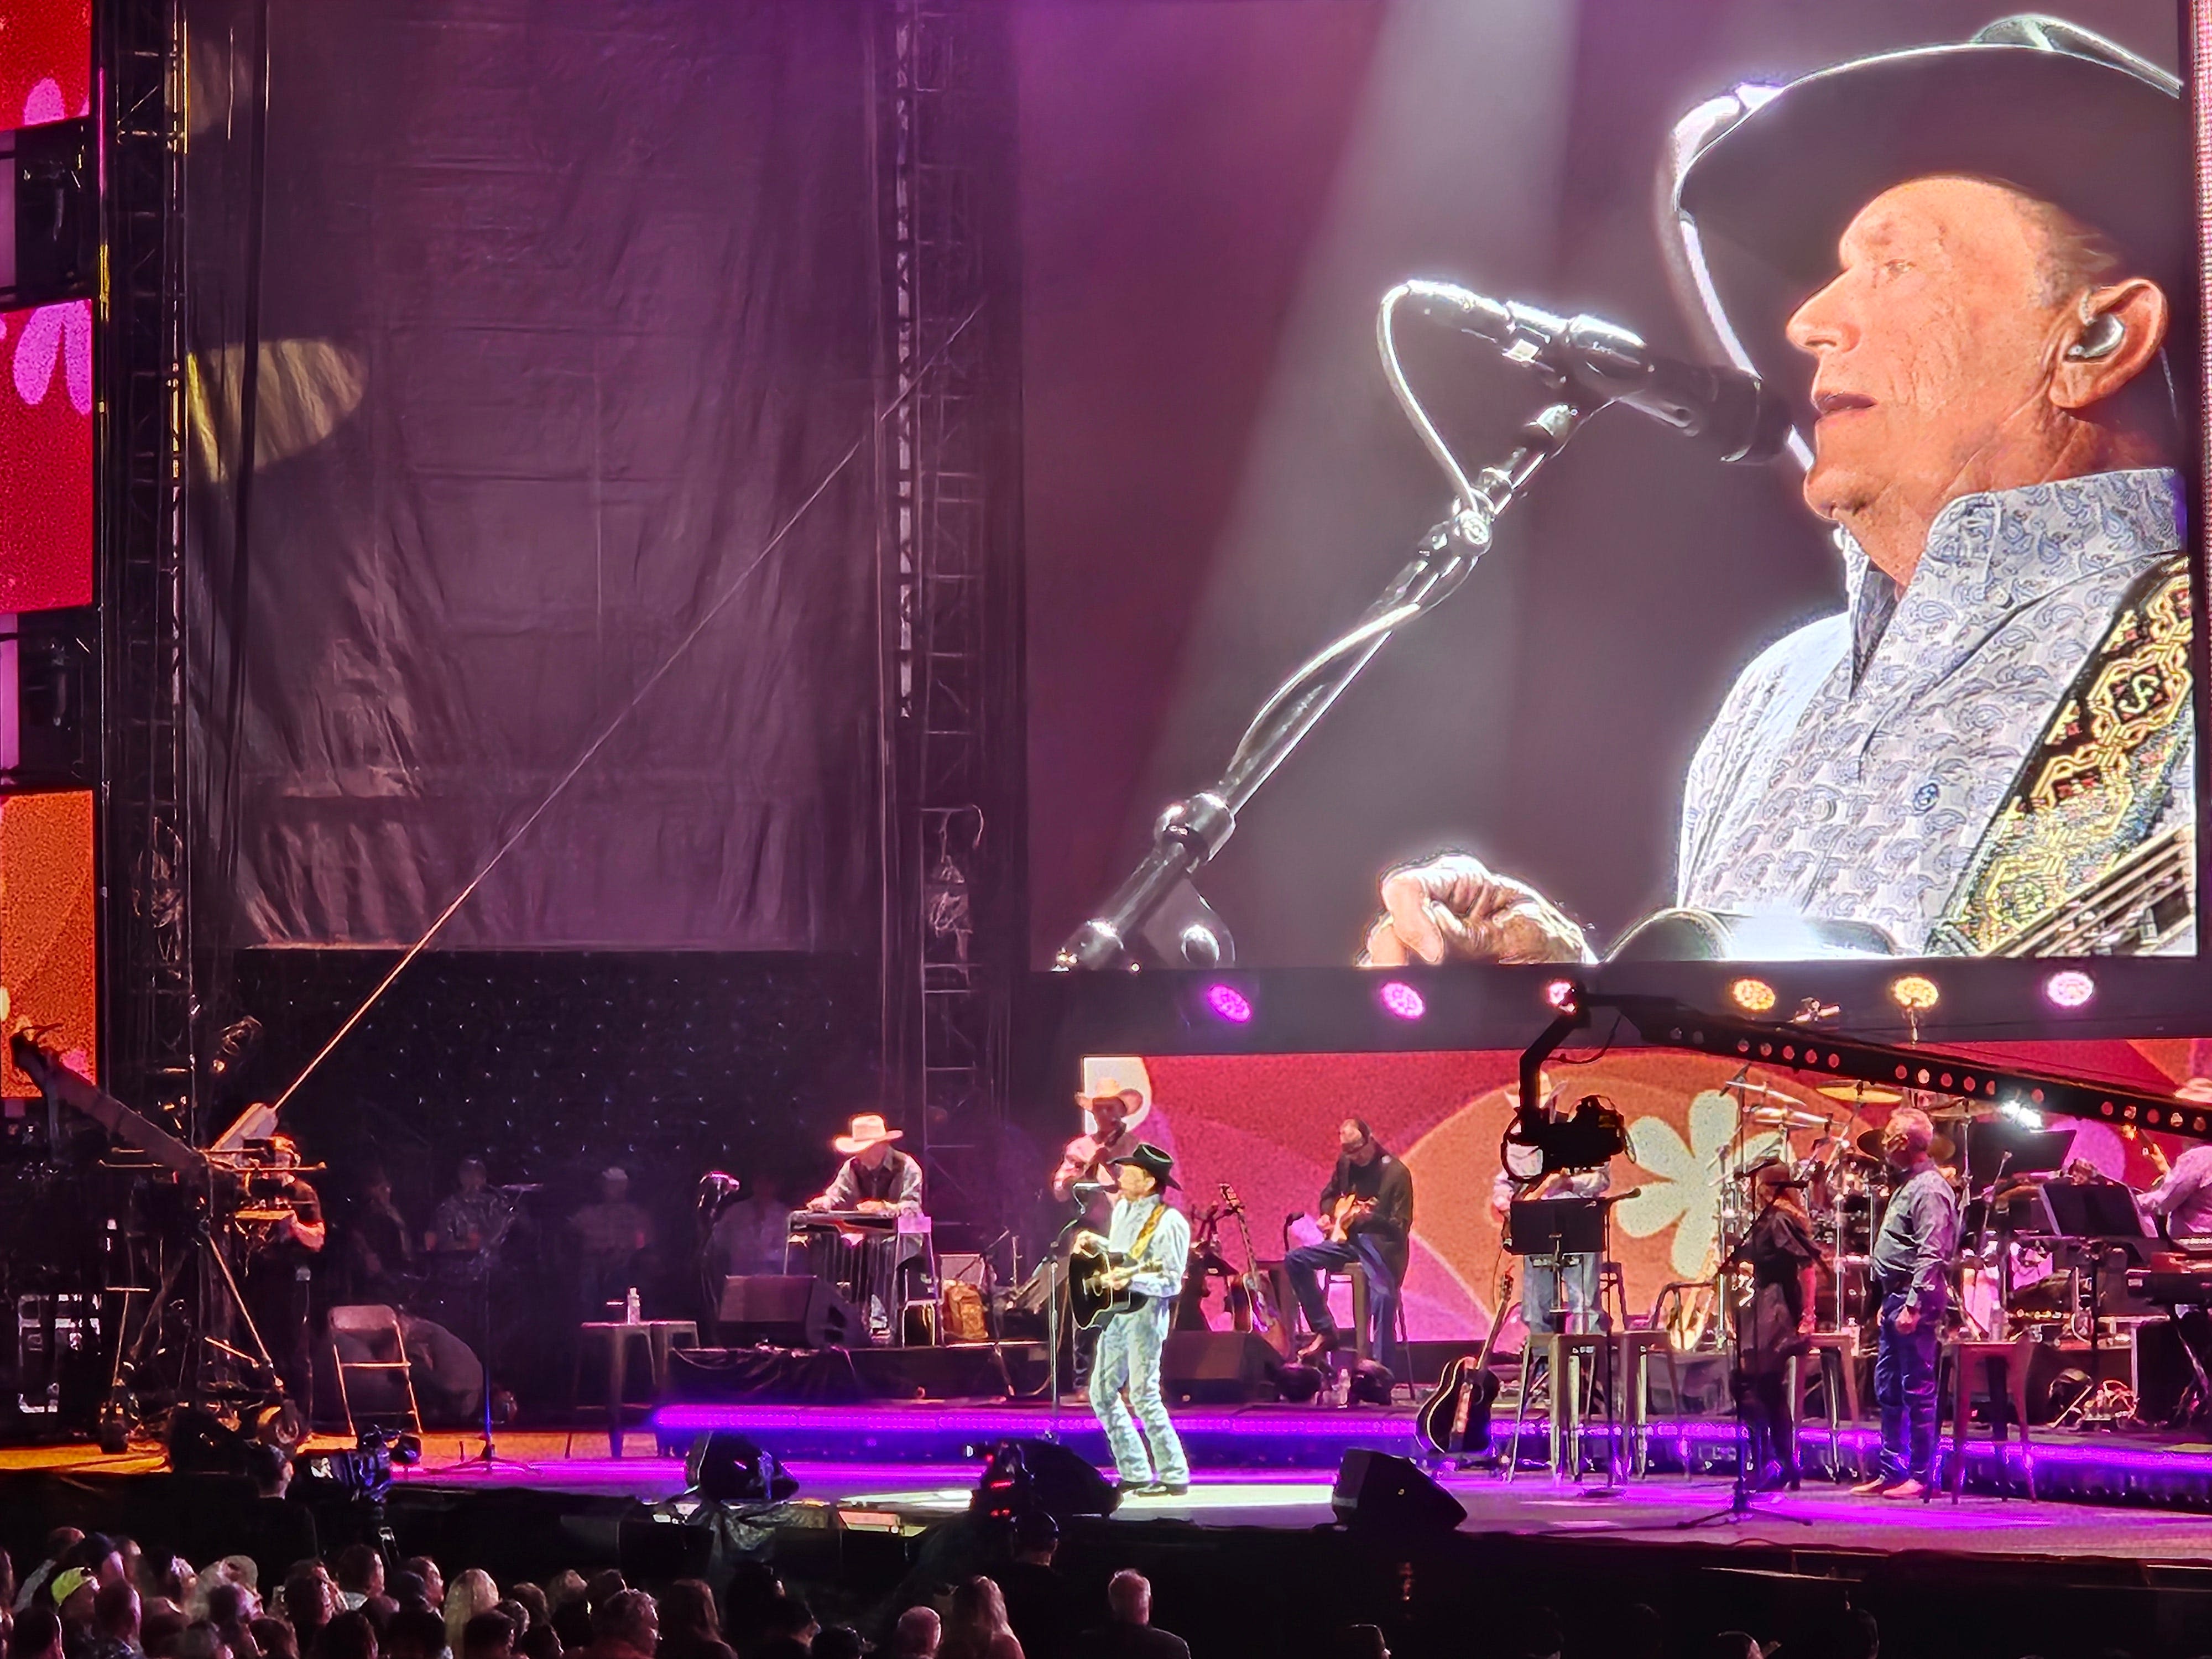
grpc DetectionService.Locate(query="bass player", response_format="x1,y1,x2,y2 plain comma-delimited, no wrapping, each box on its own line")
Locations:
1073,1144,1191,1496
1285,1119,1415,1380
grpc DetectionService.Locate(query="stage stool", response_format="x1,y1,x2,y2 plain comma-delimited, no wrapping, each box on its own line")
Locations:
1504,1324,1606,1484
896,1218,941,1346
1789,1331,1865,1481
1310,1267,1412,1401
1935,1331,2036,1501
325,1304,423,1440
576,1319,699,1457
1616,1328,1676,1477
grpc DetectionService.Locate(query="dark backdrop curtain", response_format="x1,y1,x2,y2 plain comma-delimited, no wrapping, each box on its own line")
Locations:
185,0,881,949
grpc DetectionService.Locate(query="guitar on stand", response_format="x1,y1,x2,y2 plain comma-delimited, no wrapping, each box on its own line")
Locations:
1415,1262,1514,1462
1219,1185,1289,1358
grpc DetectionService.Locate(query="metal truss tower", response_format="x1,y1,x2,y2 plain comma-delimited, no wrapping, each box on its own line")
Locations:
874,0,1024,1241
97,0,198,1126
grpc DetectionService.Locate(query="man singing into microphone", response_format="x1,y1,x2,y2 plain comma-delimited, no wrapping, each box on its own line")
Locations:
1365,24,2193,966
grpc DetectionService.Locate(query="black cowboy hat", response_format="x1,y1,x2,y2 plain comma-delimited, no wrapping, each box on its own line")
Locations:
1674,17,2188,430
1107,1142,1179,1190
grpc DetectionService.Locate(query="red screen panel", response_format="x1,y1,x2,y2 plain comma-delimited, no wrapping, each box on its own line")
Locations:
1,789,95,1099
0,0,93,615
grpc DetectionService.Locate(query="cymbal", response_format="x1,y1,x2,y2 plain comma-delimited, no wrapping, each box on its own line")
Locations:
1853,1128,1955,1166
1723,1079,1797,1101
1855,1129,1884,1160
1819,1083,1903,1104
1747,1106,1830,1130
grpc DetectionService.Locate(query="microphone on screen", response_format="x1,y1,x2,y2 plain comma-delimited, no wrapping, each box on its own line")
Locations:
1396,279,1794,463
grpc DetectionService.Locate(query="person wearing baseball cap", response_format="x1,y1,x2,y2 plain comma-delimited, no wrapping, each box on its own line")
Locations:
1073,1142,1191,1498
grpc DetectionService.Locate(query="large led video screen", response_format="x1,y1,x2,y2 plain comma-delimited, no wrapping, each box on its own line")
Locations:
0,790,95,1100
0,0,93,615
1024,1,2201,975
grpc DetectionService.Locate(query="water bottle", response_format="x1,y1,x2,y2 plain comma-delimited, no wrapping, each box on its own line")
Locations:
624,1286,641,1324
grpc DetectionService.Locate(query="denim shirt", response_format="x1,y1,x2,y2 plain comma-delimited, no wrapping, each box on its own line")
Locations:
1869,1162,1959,1312
1678,468,2191,954
1107,1193,1190,1302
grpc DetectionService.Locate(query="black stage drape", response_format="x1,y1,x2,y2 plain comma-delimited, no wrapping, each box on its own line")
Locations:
185,0,881,950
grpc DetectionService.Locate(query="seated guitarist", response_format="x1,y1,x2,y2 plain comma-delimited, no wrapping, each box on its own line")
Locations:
1075,1144,1191,1497
1285,1119,1415,1380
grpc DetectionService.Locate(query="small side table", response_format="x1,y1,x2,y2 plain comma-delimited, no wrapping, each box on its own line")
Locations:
1790,1330,1865,1479
1938,1330,2036,1501
577,1319,698,1455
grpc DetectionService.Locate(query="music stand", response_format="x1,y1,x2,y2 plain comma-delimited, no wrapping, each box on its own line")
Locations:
1505,1197,1619,1484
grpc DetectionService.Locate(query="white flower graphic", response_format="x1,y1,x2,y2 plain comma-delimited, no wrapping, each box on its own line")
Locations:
1618,1090,1785,1277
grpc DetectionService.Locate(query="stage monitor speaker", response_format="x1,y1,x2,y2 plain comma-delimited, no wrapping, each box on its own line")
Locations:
166,1406,246,1475
718,1276,863,1349
1331,1449,1465,1536
1163,1331,1281,1403
618,1516,715,1583
972,1438,1119,1522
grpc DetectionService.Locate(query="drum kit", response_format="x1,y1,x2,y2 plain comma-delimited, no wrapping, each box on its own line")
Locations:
1703,1072,1959,1346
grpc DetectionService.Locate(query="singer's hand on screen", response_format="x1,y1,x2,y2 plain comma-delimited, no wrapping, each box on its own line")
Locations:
1360,852,1588,965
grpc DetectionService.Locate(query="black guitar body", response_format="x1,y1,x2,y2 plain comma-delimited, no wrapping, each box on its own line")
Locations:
1415,1354,1501,1457
1069,1241,1148,1330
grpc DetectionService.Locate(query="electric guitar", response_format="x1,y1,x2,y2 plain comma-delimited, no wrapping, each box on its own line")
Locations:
1323,1191,1377,1244
1414,1264,1514,1459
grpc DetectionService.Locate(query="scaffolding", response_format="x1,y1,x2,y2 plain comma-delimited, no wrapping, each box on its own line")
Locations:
97,0,198,1126
875,0,1023,1240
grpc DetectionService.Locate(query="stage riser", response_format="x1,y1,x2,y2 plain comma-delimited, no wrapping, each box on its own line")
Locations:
653,1402,2212,1511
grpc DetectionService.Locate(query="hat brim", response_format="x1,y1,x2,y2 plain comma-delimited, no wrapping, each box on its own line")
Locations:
1677,43,2190,422
833,1130,903,1155
1105,1153,1179,1190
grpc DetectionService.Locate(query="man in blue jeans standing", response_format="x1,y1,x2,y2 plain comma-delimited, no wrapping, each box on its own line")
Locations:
1853,1105,1958,1499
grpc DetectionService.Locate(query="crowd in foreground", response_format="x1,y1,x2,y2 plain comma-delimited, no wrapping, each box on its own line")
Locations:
0,1486,2178,1659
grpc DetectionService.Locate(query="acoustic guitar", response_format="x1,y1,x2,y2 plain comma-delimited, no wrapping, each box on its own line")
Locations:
1068,1238,1162,1330
1415,1264,1514,1460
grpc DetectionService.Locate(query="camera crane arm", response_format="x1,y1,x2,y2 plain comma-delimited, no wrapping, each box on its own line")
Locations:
8,1031,210,1183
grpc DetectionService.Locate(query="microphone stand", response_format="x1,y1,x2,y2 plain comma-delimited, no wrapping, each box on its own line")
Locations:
1055,398,1589,969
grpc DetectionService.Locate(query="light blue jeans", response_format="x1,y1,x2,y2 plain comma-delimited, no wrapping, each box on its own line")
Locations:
1089,1300,1188,1487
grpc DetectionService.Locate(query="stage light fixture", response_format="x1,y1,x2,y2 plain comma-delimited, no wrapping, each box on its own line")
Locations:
1887,974,1940,1013
1203,983,1254,1024
2043,969,2096,1009
1379,981,1426,1021
1543,979,1578,1012
1726,977,1776,1014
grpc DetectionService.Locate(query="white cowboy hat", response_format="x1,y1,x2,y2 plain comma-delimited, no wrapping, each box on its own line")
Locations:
1076,1056,1152,1136
832,1114,905,1155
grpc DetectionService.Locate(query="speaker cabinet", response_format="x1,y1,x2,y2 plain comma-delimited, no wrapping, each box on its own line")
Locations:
1331,1449,1465,1535
717,1276,864,1349
1163,1331,1281,1402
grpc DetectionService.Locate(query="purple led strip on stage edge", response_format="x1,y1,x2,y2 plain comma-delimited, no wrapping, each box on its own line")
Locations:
653,1404,2212,1480
651,1404,1412,1440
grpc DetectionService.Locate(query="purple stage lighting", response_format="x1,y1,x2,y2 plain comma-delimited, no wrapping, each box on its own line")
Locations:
2042,969,2096,1009
1204,983,1254,1024
1378,981,1426,1021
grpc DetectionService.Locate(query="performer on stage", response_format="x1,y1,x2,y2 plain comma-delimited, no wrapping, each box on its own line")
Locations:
1855,1107,1958,1499
1733,1159,1821,1491
1364,24,2192,966
1077,1145,1191,1496
1051,1078,1167,1229
1491,1072,1610,1336
806,1115,924,1214
2138,1134,2212,1246
425,1156,515,1259
243,1130,327,1406
1284,1119,1413,1379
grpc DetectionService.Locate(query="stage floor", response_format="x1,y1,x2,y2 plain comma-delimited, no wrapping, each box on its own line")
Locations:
16,1423,2211,1567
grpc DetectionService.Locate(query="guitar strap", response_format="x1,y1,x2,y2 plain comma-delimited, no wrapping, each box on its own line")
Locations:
1126,1198,1170,1264
1931,554,2193,955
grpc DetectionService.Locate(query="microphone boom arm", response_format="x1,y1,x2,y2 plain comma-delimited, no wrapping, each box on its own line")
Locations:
1054,393,1588,970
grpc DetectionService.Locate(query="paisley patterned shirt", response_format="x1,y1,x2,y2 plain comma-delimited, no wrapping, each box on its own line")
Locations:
1677,468,2192,954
